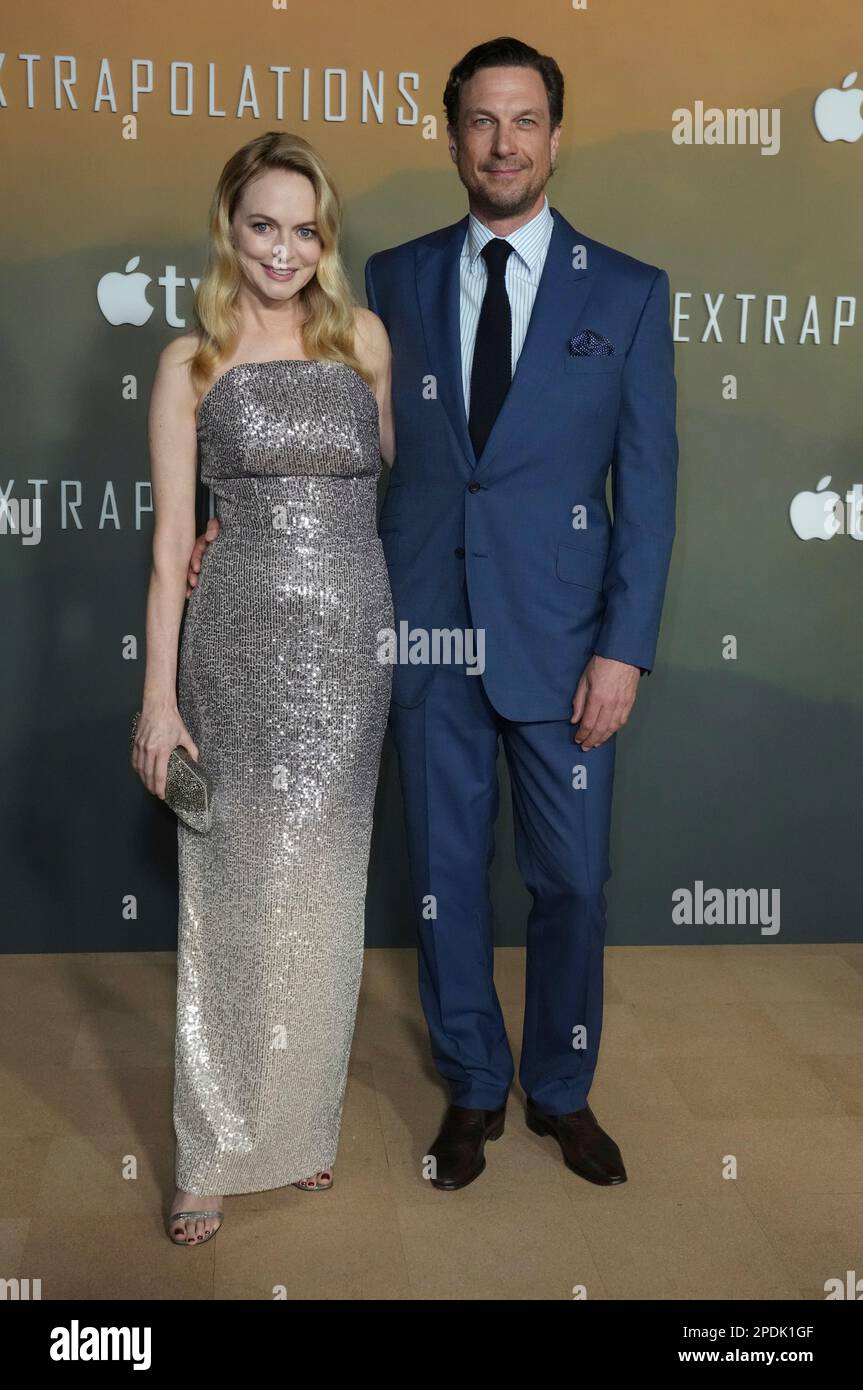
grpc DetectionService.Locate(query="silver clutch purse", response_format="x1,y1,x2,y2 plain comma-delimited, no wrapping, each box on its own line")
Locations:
129,712,213,833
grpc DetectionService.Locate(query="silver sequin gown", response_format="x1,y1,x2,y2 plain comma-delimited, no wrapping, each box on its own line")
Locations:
174,359,392,1196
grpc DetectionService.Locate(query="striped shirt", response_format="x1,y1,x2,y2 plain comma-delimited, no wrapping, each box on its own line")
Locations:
459,193,554,418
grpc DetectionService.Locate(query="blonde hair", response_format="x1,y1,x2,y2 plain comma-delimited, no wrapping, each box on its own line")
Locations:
188,131,370,395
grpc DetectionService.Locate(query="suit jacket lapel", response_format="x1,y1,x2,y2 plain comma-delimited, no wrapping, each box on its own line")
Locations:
471,207,596,480
414,206,598,481
415,215,475,478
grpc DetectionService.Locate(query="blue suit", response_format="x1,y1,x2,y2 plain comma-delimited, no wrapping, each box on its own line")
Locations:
365,206,677,1113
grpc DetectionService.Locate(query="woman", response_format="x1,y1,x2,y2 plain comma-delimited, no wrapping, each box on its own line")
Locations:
131,131,394,1245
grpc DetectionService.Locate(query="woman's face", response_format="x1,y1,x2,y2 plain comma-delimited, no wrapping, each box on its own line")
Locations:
231,168,322,303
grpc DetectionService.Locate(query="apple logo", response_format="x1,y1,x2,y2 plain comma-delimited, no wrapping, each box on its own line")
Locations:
789,476,842,540
96,255,154,326
814,71,863,143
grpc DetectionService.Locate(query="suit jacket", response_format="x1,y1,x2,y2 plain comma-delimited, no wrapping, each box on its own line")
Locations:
364,204,678,720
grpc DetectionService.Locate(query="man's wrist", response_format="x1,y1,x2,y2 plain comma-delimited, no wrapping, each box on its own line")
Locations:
592,651,648,676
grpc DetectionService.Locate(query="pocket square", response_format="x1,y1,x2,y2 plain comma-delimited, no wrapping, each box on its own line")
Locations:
569,328,615,357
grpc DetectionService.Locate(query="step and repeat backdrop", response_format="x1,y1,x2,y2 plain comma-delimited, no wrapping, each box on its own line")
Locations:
2,0,861,949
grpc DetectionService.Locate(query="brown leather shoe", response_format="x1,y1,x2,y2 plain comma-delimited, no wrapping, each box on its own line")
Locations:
525,1096,627,1186
427,1102,507,1191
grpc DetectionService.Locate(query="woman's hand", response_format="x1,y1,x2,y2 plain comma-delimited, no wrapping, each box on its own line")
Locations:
132,705,200,800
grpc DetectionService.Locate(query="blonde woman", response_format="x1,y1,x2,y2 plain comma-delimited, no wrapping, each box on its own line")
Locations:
132,132,394,1244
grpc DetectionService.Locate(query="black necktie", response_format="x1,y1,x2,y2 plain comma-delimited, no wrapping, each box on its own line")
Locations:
468,238,513,460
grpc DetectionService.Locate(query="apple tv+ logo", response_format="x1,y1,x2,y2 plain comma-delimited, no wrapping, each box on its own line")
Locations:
789,476,863,541
814,71,863,143
96,256,201,328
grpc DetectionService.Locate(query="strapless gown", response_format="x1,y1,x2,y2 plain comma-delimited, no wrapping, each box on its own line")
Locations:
174,359,393,1195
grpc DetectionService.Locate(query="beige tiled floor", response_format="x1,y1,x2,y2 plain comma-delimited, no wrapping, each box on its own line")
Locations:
2,944,862,1299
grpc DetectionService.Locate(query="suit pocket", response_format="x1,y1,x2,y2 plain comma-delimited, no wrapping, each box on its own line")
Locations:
563,354,621,376
555,541,606,592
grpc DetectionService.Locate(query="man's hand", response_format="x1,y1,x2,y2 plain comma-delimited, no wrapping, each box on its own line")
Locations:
186,516,220,597
570,654,640,749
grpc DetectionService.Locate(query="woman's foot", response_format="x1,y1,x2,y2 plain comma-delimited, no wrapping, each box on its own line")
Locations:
168,1189,224,1244
292,1170,333,1191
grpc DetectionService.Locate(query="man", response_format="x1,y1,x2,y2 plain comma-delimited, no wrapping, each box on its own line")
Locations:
364,36,677,1190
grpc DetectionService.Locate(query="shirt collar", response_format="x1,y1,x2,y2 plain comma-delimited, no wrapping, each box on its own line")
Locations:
465,194,553,279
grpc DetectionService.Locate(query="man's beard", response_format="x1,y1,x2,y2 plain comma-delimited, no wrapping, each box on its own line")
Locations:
460,160,551,220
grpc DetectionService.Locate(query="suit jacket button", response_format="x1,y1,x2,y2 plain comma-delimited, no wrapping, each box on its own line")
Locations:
467,482,481,493
454,547,465,558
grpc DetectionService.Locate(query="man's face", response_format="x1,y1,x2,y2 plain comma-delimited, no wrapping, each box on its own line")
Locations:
448,65,561,221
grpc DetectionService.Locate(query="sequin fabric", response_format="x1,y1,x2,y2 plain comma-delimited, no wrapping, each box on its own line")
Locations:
174,359,393,1195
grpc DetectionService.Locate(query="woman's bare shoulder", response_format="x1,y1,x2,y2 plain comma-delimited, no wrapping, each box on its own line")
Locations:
158,331,203,373
154,333,203,407
352,305,390,373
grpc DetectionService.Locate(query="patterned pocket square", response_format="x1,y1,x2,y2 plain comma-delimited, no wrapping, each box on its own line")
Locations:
569,328,615,357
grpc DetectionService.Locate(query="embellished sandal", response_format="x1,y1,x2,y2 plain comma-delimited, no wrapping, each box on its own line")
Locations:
167,1208,224,1245
291,1170,334,1192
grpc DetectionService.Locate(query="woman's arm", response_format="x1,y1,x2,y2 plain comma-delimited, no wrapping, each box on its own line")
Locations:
133,337,201,798
354,306,395,467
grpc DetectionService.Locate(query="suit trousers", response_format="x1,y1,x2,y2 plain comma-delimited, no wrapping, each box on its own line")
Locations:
387,627,617,1115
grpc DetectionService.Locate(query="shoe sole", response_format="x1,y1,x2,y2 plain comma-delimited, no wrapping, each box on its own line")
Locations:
526,1112,627,1186
429,1118,505,1191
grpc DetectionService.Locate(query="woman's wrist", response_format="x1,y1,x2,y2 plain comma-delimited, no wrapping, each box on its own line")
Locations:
140,691,180,716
